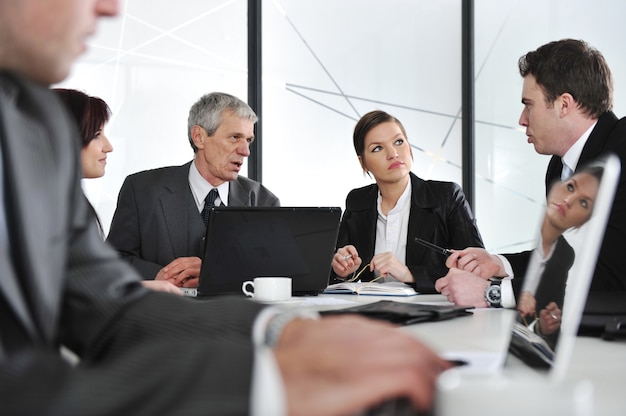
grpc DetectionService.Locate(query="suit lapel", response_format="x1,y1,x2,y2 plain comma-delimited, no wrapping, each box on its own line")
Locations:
160,164,192,258
0,74,69,343
406,174,437,263
228,178,250,206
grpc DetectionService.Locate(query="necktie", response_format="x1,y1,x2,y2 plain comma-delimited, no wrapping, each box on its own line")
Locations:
561,163,574,181
201,188,219,226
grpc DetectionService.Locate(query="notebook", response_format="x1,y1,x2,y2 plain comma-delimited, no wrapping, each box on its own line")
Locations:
444,154,620,378
196,206,341,297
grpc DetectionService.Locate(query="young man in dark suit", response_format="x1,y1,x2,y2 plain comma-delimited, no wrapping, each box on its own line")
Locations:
436,39,626,309
0,0,449,414
107,91,279,288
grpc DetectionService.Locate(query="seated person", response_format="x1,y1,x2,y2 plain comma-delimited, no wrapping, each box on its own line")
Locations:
54,87,180,295
0,2,451,415
107,92,279,288
436,165,602,313
331,110,484,293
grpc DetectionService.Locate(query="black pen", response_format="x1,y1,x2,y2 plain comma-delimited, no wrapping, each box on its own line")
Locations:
414,237,454,257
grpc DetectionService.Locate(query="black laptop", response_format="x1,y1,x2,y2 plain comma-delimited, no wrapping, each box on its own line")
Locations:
197,206,341,297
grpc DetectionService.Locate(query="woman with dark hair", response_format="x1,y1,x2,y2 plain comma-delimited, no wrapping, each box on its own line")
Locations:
53,88,180,295
515,165,602,347
54,88,113,179
331,110,484,293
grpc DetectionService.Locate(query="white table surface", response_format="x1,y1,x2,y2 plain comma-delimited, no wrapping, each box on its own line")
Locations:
277,293,626,415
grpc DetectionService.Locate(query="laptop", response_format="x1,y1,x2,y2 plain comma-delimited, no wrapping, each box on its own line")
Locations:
443,154,620,378
195,206,341,297
433,155,620,415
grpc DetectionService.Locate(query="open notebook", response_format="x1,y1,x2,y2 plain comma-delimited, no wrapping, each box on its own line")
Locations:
445,154,620,378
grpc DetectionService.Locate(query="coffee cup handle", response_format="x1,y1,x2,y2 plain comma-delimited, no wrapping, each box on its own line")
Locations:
242,280,255,297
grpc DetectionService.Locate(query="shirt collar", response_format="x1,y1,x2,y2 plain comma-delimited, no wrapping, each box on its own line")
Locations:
562,121,596,172
188,161,229,209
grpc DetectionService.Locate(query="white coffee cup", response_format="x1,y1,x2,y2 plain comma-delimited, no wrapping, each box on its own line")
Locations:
241,277,292,302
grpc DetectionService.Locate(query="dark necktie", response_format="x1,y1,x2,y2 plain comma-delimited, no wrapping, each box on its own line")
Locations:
201,188,219,226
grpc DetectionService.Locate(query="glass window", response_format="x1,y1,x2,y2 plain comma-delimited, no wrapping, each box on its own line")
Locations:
475,0,626,251
262,0,463,210
56,0,249,234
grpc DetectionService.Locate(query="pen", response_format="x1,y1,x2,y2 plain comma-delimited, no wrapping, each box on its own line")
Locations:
413,237,454,257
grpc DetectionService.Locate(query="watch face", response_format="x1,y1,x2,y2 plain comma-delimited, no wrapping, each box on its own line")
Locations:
487,285,501,303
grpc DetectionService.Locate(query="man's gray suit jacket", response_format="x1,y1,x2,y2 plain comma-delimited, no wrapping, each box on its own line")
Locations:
107,162,280,279
0,72,265,415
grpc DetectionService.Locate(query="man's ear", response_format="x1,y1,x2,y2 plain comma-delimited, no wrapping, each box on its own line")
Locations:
558,93,577,118
191,125,205,149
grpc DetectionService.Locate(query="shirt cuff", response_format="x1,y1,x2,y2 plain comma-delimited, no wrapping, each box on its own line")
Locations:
496,255,516,308
497,254,514,279
250,307,319,416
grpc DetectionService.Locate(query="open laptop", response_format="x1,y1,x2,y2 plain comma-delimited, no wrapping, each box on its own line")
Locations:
195,206,341,297
441,154,620,378
432,154,620,415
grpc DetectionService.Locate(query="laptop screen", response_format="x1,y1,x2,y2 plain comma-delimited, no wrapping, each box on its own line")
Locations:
508,154,619,379
197,206,341,296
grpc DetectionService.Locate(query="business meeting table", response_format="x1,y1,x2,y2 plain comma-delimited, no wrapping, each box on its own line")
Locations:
273,292,626,416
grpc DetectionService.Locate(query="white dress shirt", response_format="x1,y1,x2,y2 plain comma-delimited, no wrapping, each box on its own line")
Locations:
188,161,229,211
374,180,412,281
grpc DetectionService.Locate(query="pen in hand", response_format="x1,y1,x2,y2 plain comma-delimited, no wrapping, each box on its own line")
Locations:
413,237,454,257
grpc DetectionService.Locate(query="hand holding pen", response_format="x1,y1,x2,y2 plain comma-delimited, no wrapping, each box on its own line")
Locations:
332,245,362,278
443,246,506,279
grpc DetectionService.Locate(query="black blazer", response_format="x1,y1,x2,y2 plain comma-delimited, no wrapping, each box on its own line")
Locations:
507,111,626,296
334,172,484,293
514,236,574,347
0,72,264,414
107,162,280,279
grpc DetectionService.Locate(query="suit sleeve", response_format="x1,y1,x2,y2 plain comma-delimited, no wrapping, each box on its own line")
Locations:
503,250,532,297
106,176,163,279
2,295,265,416
407,183,484,293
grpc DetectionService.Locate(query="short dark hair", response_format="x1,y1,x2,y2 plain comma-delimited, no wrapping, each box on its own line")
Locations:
353,110,408,158
518,39,613,118
53,88,111,148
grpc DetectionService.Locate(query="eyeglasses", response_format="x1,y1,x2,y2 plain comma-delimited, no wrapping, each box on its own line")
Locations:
342,263,384,284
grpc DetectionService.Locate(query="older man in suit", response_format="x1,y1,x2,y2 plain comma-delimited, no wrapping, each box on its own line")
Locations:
107,92,279,288
0,1,449,414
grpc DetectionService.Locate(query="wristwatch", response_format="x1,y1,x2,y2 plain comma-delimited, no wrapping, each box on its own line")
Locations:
484,278,502,308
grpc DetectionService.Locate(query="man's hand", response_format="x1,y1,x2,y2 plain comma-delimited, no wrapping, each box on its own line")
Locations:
435,268,490,307
141,280,184,295
155,256,201,287
274,315,451,416
445,247,506,279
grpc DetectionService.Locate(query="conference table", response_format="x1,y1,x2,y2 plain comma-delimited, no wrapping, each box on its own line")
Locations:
279,293,626,416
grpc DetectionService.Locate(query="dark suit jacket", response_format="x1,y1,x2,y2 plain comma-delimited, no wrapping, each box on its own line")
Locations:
513,236,574,348
0,72,264,415
334,173,484,293
106,162,280,279
506,112,626,299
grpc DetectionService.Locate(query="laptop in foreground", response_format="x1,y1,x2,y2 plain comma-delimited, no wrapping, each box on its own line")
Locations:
436,155,619,375
435,154,620,414
196,206,341,297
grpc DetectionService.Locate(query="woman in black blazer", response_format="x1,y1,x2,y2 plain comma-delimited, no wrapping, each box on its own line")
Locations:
331,110,484,293
53,88,180,295
515,166,602,347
